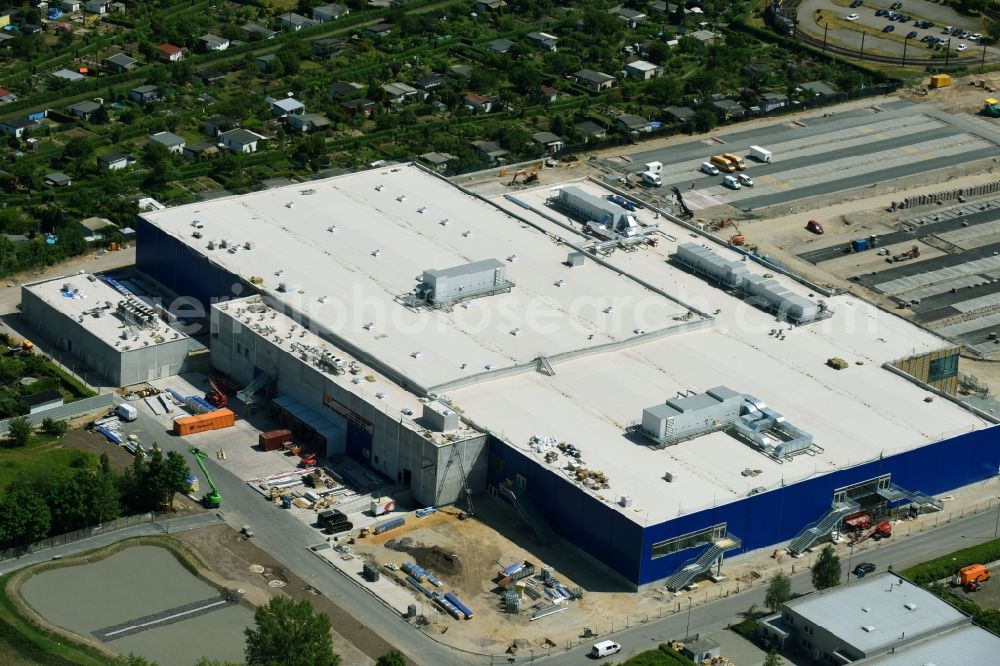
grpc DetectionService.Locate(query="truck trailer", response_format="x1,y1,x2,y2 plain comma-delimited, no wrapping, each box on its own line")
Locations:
749,145,772,163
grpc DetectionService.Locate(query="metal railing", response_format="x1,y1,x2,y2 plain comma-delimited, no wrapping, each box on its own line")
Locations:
0,512,158,562
0,393,113,435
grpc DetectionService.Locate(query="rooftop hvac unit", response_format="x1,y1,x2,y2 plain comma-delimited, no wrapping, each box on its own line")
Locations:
619,496,633,508
375,184,384,191
207,240,216,250
664,470,677,482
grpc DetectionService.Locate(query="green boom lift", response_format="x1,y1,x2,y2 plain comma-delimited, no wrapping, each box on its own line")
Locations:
188,446,222,508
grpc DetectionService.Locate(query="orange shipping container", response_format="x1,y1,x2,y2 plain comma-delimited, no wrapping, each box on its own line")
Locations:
173,408,235,435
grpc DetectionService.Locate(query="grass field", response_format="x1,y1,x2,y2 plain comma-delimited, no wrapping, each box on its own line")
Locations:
0,434,94,492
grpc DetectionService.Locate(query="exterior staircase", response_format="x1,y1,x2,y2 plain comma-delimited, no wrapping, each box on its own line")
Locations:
877,483,943,511
787,500,858,556
499,485,554,546
237,372,273,407
665,535,742,591
536,355,556,376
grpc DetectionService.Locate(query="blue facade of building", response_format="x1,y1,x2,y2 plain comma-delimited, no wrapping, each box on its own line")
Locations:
487,426,1000,588
136,217,254,315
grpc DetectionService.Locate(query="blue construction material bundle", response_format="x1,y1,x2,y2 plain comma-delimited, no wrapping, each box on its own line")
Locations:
444,592,474,619
401,562,426,581
405,576,432,598
555,587,571,599
502,562,523,577
373,516,405,534
96,427,122,445
426,575,443,588
415,507,437,518
432,593,463,620
543,588,556,599
166,388,186,404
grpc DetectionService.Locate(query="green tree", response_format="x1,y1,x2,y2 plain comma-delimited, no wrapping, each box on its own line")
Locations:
763,652,783,666
988,18,1000,43
62,135,94,161
0,484,51,546
41,417,68,437
245,597,340,666
115,656,155,666
812,545,842,590
765,571,791,612
7,416,32,446
376,650,406,666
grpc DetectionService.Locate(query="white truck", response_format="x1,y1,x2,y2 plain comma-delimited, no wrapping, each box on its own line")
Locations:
749,145,772,163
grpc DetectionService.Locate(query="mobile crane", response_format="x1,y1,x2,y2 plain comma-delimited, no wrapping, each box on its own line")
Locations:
205,379,228,409
189,446,222,508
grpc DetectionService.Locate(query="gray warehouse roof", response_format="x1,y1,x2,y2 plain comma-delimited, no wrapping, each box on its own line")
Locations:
860,623,1000,666
785,574,967,655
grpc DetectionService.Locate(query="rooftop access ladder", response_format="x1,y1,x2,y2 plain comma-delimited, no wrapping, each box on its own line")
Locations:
787,499,858,556
498,484,554,547
877,483,943,512
665,534,742,592
237,372,273,407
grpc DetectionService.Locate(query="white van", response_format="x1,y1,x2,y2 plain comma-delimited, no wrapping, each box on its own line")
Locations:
115,403,138,422
590,640,622,658
700,162,719,176
641,171,662,187
723,175,741,190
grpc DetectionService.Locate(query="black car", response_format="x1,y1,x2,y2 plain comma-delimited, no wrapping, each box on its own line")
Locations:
898,15,911,23
853,562,877,575
850,0,863,6
920,35,932,42
907,31,918,39
883,24,895,33
890,1,903,8
875,8,887,16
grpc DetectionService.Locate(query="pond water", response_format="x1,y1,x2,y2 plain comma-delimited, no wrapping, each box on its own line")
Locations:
21,545,253,665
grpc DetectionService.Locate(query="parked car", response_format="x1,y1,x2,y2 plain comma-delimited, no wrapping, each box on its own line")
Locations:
883,24,895,33
846,13,860,21
942,25,953,34
806,220,824,234
957,43,968,52
700,162,720,176
876,8,887,16
853,562,877,575
737,173,754,187
890,1,902,8
907,31,918,39
723,175,741,190
850,0,863,6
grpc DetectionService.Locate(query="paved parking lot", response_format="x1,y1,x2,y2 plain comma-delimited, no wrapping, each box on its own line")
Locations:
607,101,1000,213
798,0,991,58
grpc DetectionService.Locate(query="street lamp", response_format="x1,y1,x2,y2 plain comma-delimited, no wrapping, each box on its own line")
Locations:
994,496,1000,538
945,38,952,66
902,34,910,68
846,543,855,583
685,596,694,641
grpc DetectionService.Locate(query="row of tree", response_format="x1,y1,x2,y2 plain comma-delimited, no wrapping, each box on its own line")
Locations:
0,433,190,549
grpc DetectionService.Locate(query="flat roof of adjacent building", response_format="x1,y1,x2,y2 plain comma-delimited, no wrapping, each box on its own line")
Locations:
139,164,690,393
23,274,188,349
215,295,482,447
785,574,967,655
861,623,1000,666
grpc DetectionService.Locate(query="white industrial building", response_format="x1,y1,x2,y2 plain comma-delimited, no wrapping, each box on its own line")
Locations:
133,165,999,588
759,573,1000,664
21,274,191,386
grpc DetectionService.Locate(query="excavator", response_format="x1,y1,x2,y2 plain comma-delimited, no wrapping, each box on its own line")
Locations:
714,218,747,246
671,186,694,219
509,166,540,186
189,446,222,508
849,519,891,544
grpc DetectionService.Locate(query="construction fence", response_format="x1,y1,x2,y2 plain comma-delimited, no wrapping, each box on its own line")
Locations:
0,393,113,436
0,512,158,563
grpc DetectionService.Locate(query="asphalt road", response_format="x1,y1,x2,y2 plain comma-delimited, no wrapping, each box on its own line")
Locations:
799,203,1000,264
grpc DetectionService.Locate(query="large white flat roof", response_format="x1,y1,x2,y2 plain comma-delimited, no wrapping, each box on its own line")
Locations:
140,165,691,392
441,181,990,524
24,274,187,350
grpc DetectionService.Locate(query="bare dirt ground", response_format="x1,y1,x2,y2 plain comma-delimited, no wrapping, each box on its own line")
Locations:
350,501,689,657
176,523,411,666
